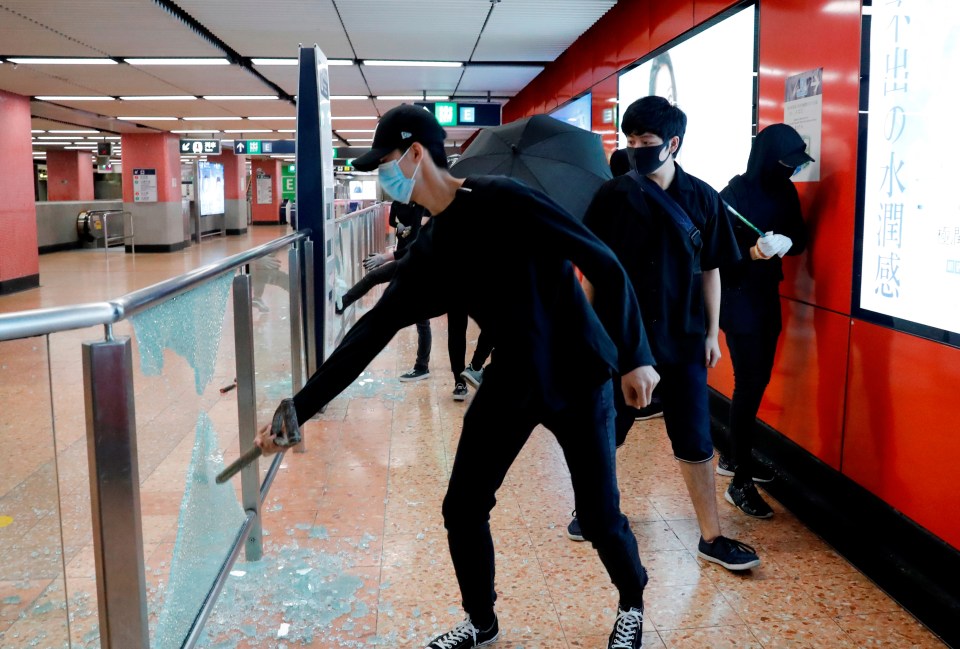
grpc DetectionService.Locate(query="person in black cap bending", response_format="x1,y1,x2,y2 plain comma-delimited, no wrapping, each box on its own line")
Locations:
714,123,810,518
256,104,659,649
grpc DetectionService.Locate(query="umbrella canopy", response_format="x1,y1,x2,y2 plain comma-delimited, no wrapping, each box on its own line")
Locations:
450,114,612,220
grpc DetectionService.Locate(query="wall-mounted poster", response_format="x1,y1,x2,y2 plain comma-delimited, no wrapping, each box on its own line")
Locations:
784,67,822,182
256,173,273,205
132,168,158,203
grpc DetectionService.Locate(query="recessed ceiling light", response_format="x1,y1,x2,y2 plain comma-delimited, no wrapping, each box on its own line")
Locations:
48,129,99,134
117,117,179,121
376,95,449,101
222,129,273,133
331,96,370,100
171,130,222,134
336,129,375,133
331,116,377,120
10,58,116,65
35,96,114,101
31,130,45,134
203,95,278,101
182,116,242,121
277,129,297,133
120,95,197,101
247,116,296,121
349,138,374,142
364,60,462,68
124,58,230,66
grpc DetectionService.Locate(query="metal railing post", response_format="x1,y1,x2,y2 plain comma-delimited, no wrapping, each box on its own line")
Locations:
82,334,150,649
288,244,306,453
232,273,263,562
303,240,317,377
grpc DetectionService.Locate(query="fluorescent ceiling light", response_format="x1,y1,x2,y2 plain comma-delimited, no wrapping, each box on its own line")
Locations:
38,135,83,140
171,129,222,134
35,96,114,101
248,116,296,121
377,95,448,101
120,95,197,101
31,130,45,134
331,116,376,120
331,95,369,100
104,136,121,140
251,58,297,66
328,59,354,66
203,95,278,101
34,141,73,146
183,116,242,121
349,138,374,142
223,129,272,133
364,60,462,68
277,129,296,133
48,129,98,134
336,129,375,133
117,116,179,121
125,58,230,65
65,146,97,149
9,57,116,65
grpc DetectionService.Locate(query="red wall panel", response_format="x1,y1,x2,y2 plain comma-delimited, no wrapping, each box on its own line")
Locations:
0,90,39,285
120,133,181,203
843,321,960,549
650,0,695,52
250,159,281,223
694,0,738,24
46,150,94,202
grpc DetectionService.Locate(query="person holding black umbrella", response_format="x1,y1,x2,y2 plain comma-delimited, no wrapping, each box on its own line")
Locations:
255,104,658,649
570,96,762,573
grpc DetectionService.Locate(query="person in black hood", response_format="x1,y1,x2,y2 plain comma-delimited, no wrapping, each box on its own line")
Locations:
715,123,811,519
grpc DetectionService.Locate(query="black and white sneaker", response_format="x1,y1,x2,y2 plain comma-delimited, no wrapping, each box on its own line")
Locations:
424,616,499,649
460,364,484,389
608,605,645,648
697,535,761,571
452,382,468,401
751,463,776,483
399,368,431,382
566,510,585,542
725,481,774,519
716,454,736,477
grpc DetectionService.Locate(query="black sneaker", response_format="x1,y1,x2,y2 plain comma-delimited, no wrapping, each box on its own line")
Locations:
725,482,774,519
399,368,430,382
607,605,645,648
452,382,468,401
751,463,776,483
634,399,663,421
460,364,484,389
697,535,760,571
716,454,736,477
566,510,585,542
425,616,499,648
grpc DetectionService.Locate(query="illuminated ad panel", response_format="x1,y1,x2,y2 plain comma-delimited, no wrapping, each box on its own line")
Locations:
549,93,592,131
617,5,756,192
857,0,960,343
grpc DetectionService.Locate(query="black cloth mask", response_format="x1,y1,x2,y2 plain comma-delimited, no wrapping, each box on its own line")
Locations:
626,142,672,175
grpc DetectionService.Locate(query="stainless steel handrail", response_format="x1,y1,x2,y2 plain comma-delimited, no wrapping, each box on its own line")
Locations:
0,230,310,341
334,202,384,225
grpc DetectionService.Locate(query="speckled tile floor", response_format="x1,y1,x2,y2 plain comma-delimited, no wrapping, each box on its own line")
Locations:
0,228,948,648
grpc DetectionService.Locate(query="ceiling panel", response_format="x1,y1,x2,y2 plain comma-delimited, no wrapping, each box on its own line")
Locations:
198,99,294,117
0,6,102,56
5,64,191,96
457,65,543,95
361,66,463,96
0,65,102,96
256,64,368,96
175,0,353,58
134,65,274,95
0,0,220,56
329,97,379,118
474,0,616,61
338,0,489,60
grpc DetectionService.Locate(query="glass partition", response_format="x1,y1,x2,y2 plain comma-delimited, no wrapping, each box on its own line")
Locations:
0,336,71,648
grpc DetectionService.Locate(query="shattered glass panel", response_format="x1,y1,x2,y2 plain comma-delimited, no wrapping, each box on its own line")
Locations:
0,337,71,649
127,274,247,649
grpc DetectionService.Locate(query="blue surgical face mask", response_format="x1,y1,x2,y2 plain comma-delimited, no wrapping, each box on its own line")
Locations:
378,148,420,204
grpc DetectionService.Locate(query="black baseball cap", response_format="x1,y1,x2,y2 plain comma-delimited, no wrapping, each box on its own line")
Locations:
351,104,447,171
780,147,815,167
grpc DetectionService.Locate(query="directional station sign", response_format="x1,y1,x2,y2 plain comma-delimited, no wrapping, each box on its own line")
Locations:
180,139,221,155
234,140,296,155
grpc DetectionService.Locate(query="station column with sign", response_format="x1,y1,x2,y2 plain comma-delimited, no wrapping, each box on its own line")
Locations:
250,159,281,224
45,149,94,202
0,89,38,295
120,132,185,252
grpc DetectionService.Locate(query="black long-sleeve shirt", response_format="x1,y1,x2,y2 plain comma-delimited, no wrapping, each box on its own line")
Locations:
388,201,426,260
293,175,654,422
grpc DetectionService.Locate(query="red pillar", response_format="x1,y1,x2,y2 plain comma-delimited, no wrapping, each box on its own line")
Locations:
250,159,281,224
207,150,248,234
46,150,94,201
0,90,39,295
120,133,185,252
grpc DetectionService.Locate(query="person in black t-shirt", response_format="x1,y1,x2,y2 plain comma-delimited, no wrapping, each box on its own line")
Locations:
715,124,810,518
336,200,433,382
256,104,658,649
574,96,762,573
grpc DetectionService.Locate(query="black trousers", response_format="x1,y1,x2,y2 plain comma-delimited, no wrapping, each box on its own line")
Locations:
724,331,780,484
446,310,494,382
342,261,431,371
443,370,647,622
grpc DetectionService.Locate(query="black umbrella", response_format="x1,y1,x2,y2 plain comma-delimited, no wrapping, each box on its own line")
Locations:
450,114,612,220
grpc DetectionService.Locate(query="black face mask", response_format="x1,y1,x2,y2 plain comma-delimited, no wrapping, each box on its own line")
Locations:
626,141,672,175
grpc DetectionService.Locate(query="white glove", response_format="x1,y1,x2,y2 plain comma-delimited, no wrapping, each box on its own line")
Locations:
396,223,411,238
363,253,389,271
757,232,778,258
772,234,793,257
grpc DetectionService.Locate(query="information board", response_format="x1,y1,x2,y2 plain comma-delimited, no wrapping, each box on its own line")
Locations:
132,168,157,203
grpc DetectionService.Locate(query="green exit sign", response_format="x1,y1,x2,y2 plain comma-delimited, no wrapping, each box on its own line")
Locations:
434,102,458,127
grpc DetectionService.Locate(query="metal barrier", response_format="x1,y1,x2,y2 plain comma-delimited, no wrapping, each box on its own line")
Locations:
0,230,313,649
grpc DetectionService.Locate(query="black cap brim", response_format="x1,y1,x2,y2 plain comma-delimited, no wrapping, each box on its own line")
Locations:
781,149,815,166
351,147,392,171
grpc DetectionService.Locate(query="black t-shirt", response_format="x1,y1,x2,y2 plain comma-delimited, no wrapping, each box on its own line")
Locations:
293,175,655,421
389,201,426,257
583,164,740,364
